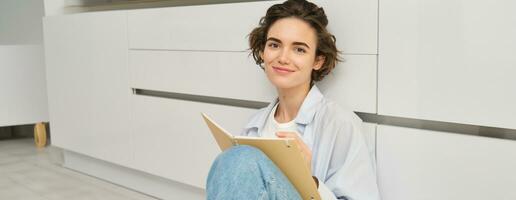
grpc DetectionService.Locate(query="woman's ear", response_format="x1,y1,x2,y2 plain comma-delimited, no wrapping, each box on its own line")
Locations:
313,55,325,70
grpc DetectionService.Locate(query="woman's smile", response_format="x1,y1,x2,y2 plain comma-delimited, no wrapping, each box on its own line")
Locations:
272,66,295,75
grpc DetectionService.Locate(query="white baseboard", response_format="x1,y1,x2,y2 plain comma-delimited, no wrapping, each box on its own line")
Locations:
63,150,205,200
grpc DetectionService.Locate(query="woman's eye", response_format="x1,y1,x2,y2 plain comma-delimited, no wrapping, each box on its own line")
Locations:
268,43,279,48
295,47,307,54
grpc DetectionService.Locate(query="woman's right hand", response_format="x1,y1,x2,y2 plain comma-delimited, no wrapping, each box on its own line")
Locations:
276,131,313,171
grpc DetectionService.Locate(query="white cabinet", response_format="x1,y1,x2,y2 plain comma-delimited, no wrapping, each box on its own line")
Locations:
378,0,516,129
377,125,516,200
0,45,48,127
130,95,257,188
43,11,133,166
44,0,381,192
127,1,278,51
42,1,516,199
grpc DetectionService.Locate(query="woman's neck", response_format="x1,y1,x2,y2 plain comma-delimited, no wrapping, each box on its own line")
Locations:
274,83,311,123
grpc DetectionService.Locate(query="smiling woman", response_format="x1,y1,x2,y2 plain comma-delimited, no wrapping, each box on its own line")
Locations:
205,1,381,200
249,1,339,84
261,17,324,90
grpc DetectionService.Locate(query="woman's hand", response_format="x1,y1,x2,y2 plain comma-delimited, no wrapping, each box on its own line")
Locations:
276,132,312,171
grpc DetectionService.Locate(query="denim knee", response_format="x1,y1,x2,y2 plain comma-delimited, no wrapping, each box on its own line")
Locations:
207,145,268,187
207,145,301,200
216,145,268,165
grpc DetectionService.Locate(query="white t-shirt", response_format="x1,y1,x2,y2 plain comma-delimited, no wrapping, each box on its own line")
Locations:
262,103,336,200
262,103,298,137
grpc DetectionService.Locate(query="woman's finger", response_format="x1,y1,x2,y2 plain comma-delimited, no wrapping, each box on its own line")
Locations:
276,132,311,154
275,131,297,138
275,132,312,171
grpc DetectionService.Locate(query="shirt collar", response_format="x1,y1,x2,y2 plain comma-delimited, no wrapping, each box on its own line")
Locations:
295,85,324,125
244,85,324,132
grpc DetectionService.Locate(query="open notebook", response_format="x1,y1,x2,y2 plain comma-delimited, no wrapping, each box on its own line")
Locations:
202,113,320,200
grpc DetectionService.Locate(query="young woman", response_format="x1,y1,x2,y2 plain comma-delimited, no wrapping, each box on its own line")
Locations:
206,0,380,199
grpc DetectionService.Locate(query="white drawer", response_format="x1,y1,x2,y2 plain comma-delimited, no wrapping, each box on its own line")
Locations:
130,50,377,112
130,50,377,113
318,55,377,113
129,50,275,102
127,1,278,51
131,94,378,189
377,125,516,200
128,0,377,54
130,94,258,188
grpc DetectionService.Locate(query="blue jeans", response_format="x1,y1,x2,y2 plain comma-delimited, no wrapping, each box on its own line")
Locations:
206,145,302,200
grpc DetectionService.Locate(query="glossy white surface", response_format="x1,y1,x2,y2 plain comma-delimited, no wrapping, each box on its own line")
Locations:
378,0,516,129
129,50,275,102
377,125,516,200
43,11,133,166
127,0,377,54
130,95,258,188
318,55,377,113
0,45,48,127
313,0,378,54
127,1,277,51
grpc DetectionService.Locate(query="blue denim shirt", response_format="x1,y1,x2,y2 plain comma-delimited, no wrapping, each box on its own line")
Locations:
240,85,381,200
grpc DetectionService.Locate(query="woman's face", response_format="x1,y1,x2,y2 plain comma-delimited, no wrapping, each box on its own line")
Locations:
261,17,324,90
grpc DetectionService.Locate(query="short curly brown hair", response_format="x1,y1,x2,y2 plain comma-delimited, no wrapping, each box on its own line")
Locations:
249,0,341,82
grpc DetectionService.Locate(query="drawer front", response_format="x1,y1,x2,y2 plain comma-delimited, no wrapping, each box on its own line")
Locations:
129,50,275,102
130,51,376,113
131,94,378,189
128,0,378,54
131,95,258,188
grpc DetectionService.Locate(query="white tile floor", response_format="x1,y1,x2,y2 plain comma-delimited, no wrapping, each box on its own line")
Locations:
0,138,158,200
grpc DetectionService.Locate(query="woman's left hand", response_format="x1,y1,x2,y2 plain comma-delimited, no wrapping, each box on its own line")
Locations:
276,132,312,171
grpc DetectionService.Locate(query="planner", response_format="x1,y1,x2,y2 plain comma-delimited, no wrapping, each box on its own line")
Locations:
202,113,320,200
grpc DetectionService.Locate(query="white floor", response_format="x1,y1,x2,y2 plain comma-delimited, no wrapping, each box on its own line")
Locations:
0,138,158,200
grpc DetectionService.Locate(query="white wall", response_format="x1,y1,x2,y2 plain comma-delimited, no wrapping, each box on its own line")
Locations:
0,0,48,127
0,45,48,127
0,0,44,45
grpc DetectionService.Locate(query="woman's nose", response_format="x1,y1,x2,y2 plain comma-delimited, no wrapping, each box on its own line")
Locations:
278,49,290,65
